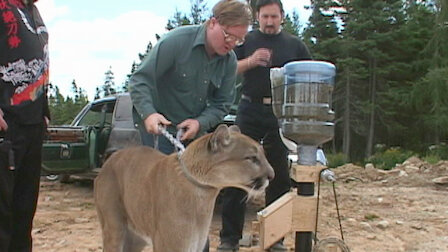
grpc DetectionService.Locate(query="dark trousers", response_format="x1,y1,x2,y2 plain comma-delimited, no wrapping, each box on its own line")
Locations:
220,99,291,244
0,122,44,252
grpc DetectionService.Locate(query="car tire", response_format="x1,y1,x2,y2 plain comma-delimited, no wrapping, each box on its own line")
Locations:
45,174,59,181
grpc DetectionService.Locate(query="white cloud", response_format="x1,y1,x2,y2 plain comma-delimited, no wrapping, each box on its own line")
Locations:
282,0,312,25
35,0,69,23
36,0,311,100
40,6,166,99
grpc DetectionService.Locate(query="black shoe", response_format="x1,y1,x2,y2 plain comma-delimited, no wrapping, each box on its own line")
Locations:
268,240,287,251
217,242,239,252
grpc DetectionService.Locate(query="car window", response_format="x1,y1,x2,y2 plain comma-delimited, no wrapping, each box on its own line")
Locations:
78,102,115,126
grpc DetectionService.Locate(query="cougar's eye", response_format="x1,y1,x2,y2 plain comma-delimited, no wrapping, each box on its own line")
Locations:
246,156,259,164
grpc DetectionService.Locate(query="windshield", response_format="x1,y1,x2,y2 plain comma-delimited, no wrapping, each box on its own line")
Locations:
77,102,114,126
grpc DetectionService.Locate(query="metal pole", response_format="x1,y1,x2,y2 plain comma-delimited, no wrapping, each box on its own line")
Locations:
295,145,317,252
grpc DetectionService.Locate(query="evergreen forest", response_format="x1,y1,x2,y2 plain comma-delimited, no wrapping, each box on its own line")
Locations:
48,0,448,163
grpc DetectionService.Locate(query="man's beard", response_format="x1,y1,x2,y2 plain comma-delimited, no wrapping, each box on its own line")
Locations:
261,25,280,35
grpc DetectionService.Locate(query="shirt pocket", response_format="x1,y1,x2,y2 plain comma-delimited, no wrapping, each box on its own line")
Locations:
173,63,196,92
209,71,223,89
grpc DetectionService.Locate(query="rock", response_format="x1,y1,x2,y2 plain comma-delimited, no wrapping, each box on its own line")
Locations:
424,206,436,212
432,176,448,185
68,207,82,211
404,165,420,173
365,164,379,180
365,163,375,169
398,170,408,177
402,156,423,166
396,220,404,225
360,222,373,231
411,224,424,230
377,220,389,230
364,163,375,169
32,228,42,235
366,234,377,240
55,239,67,246
74,217,89,223
383,169,401,176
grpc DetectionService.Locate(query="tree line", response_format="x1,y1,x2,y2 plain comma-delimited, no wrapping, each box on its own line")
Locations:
48,0,447,162
302,0,447,160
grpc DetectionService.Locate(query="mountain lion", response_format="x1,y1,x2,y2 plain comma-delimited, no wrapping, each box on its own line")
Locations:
94,125,274,252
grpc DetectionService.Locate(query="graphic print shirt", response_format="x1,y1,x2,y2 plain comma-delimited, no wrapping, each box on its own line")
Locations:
0,0,50,125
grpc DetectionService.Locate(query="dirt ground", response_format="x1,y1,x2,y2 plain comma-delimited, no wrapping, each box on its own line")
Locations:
32,157,448,252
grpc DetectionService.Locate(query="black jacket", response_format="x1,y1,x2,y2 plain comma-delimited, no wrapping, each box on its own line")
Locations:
0,0,50,125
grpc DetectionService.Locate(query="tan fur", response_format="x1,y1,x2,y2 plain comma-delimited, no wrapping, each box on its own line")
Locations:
94,125,274,252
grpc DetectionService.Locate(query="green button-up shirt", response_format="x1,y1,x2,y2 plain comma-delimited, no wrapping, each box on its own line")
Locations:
130,24,237,135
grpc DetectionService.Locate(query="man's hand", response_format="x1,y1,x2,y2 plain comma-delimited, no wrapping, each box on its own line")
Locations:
248,48,272,67
144,113,171,134
177,119,200,141
0,109,7,131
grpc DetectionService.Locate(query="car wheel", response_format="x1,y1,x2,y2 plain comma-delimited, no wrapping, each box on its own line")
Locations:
45,174,59,181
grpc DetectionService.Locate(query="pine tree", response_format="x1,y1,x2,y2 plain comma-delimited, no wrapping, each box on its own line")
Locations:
283,11,302,37
94,87,101,100
102,66,116,97
410,0,448,145
190,0,208,25
166,9,191,31
333,0,414,160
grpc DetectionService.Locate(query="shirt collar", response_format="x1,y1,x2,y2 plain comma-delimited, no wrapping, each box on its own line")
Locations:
193,24,207,48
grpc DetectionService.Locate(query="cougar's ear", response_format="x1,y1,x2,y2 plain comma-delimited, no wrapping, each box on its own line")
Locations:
228,125,241,133
209,124,231,152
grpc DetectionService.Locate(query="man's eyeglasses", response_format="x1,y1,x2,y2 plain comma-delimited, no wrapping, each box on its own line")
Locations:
221,26,245,46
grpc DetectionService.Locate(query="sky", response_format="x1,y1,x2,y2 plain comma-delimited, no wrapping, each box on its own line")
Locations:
35,0,311,100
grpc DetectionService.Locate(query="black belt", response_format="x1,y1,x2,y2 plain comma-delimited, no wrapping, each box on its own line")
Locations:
241,94,272,105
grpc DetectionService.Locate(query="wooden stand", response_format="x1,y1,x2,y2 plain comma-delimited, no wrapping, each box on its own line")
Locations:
245,164,325,251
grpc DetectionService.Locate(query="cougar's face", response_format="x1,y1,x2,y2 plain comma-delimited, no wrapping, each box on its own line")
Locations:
206,130,275,194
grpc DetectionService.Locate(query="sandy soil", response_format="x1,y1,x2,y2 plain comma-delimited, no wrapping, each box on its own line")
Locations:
32,157,448,252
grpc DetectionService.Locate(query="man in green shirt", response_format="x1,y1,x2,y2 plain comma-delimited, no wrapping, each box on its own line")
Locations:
130,0,252,154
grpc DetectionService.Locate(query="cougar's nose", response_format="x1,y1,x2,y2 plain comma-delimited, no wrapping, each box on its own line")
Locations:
267,165,275,181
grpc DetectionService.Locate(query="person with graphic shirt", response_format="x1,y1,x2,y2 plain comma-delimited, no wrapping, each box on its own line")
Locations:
0,0,50,251
218,0,311,251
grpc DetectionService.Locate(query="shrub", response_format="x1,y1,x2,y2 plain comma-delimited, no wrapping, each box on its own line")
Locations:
326,152,348,168
364,213,380,221
366,147,414,170
422,154,441,164
426,143,448,160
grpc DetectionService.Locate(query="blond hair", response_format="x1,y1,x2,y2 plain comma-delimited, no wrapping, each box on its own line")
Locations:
212,0,252,27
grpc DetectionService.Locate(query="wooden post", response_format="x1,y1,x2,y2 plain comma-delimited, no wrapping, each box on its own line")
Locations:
252,164,326,251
